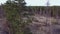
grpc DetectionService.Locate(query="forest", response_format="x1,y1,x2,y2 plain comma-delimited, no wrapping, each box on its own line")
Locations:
0,0,60,34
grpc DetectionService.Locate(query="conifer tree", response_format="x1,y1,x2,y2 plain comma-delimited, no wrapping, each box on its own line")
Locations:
3,0,32,34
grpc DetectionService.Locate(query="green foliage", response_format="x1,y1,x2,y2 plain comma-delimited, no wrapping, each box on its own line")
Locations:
3,0,32,34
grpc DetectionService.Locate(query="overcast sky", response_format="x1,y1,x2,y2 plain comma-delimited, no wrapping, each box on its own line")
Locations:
0,0,60,6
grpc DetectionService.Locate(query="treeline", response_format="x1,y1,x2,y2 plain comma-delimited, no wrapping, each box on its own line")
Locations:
27,6,60,17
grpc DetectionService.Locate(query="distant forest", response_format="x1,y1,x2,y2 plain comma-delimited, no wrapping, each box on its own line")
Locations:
27,6,60,17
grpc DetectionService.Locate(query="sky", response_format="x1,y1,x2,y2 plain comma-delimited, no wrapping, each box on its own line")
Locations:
0,0,60,6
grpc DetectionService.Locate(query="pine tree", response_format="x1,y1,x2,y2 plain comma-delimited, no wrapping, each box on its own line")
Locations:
3,0,32,34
